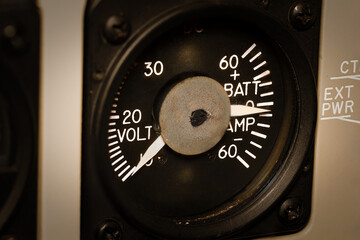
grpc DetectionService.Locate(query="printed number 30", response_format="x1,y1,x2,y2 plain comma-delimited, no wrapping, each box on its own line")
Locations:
144,61,164,77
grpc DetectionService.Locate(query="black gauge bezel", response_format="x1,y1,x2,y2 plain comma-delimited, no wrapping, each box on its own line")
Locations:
92,2,317,239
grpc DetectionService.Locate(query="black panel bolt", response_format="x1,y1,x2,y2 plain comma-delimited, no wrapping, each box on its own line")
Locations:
279,198,303,225
0,235,19,240
97,220,122,240
104,15,130,44
2,25,27,52
259,0,270,9
289,2,315,30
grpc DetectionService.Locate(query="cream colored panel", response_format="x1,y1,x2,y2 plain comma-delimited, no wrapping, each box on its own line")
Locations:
39,0,85,240
264,0,360,239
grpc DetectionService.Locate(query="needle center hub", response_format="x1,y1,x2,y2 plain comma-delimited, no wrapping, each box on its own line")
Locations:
158,76,230,155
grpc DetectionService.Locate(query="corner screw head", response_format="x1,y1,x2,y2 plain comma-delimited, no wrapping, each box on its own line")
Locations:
279,198,303,225
289,1,315,30
104,15,130,45
97,219,122,240
0,235,18,240
259,0,270,9
2,25,27,53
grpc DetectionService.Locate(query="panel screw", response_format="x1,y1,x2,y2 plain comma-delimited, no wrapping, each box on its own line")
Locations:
97,219,122,240
279,198,302,225
289,2,315,30
0,235,18,240
259,0,270,9
93,68,104,81
2,25,27,53
104,15,130,44
303,163,311,173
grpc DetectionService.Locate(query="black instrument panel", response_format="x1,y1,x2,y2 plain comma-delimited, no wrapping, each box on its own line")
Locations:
82,1,321,239
0,1,40,239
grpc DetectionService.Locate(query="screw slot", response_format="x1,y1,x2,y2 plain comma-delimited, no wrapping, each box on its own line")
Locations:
97,219,122,240
104,15,130,44
289,2,315,30
279,198,303,225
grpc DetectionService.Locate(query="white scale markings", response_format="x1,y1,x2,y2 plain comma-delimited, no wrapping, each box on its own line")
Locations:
109,146,120,153
245,150,256,159
118,165,130,178
110,115,120,120
108,135,117,140
114,160,127,172
257,102,274,107
249,52,262,63
259,81,272,87
108,128,116,133
108,141,118,147
112,155,124,166
251,131,267,139
257,123,270,128
236,156,250,168
110,150,122,159
108,43,277,179
253,70,270,81
122,167,137,182
242,43,256,59
260,91,274,97
259,113,273,117
250,141,262,149
254,61,267,71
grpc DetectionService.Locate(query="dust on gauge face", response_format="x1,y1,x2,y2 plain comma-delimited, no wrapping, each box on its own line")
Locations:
103,20,289,218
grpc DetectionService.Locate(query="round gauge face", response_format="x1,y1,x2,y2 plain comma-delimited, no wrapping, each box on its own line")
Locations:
98,12,302,239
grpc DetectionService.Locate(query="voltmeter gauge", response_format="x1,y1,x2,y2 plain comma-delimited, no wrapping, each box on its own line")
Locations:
83,1,320,239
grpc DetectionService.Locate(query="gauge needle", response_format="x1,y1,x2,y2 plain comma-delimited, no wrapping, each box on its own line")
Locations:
132,135,166,175
132,105,269,176
230,105,270,117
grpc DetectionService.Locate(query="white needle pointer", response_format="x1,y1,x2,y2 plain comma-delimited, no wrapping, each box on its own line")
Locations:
132,135,166,175
132,105,270,176
230,105,270,117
